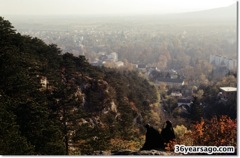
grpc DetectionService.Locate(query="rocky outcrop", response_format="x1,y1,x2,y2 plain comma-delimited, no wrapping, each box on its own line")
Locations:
93,150,181,155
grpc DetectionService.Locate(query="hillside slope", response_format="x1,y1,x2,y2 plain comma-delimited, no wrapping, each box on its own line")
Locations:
0,17,160,155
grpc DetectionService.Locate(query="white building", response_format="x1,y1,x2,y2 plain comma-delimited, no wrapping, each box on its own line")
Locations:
218,87,237,102
210,54,237,71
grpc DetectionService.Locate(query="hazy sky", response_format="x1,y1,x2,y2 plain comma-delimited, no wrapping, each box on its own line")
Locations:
0,0,236,15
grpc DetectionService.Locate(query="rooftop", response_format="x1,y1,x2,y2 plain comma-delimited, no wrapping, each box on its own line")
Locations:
220,87,237,92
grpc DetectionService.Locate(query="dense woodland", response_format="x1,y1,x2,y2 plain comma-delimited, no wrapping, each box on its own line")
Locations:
0,16,237,155
0,17,161,154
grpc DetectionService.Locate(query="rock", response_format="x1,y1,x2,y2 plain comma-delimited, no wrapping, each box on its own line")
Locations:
93,151,111,155
93,149,182,155
139,150,165,155
112,150,138,155
139,150,181,156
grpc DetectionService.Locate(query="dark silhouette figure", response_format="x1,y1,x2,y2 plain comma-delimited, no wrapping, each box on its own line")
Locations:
140,124,164,150
161,120,175,147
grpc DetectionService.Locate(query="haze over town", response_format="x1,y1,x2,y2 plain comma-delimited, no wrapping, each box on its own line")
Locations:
0,0,236,16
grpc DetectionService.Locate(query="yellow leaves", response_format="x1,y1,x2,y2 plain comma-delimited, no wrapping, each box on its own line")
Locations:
110,138,144,151
174,125,188,138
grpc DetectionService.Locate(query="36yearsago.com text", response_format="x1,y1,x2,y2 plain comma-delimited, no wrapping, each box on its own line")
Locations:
174,145,235,154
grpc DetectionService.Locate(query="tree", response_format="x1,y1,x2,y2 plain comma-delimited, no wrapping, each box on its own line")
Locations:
0,96,34,155
0,17,161,154
188,97,203,122
15,100,65,155
0,16,16,46
191,116,236,148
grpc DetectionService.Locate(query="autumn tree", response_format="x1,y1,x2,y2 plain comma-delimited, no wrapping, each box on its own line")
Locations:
191,116,236,148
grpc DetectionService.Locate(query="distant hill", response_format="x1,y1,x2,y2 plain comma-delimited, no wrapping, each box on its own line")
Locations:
165,4,237,23
179,4,236,20
116,4,237,25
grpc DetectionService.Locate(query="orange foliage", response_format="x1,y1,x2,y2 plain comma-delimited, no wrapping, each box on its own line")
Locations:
172,115,236,153
165,140,177,152
191,115,237,147
193,119,204,137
